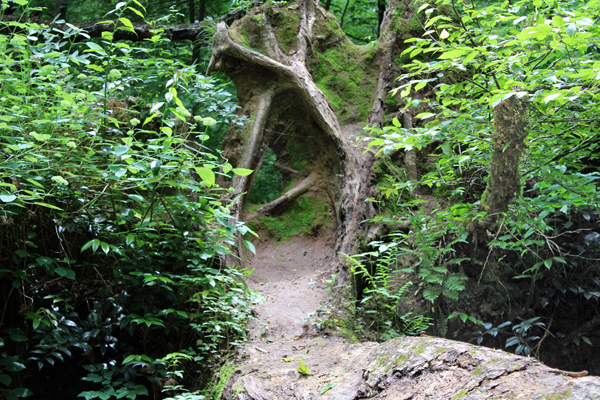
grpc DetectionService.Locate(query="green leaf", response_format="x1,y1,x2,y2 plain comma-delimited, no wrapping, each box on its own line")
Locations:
0,193,16,203
321,382,337,394
297,359,314,375
12,388,33,397
552,16,564,28
84,42,107,56
438,49,468,60
544,93,562,103
243,240,256,254
55,267,76,280
223,163,233,174
119,17,134,28
566,23,577,37
415,81,427,91
86,64,105,72
5,361,26,371
441,143,452,155
415,112,435,119
113,146,129,156
33,202,63,211
127,194,144,202
127,7,144,19
143,112,160,126
0,373,12,386
195,167,216,187
582,336,592,346
232,168,253,176
417,3,430,13
81,239,97,253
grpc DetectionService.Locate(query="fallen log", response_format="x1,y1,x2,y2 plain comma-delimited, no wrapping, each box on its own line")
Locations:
223,336,600,399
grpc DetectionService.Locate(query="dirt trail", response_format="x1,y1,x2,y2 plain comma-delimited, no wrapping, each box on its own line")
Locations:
224,229,380,399
239,228,342,364
222,231,600,400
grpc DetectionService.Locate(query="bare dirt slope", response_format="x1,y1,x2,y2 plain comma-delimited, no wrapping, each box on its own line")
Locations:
244,228,337,343
221,229,600,400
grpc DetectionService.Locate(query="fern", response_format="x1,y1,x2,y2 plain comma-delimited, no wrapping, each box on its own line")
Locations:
423,286,443,302
438,310,449,338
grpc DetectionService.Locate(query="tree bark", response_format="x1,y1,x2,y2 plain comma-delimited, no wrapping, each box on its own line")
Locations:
189,0,195,23
54,0,67,19
377,0,386,37
481,96,528,217
222,336,599,399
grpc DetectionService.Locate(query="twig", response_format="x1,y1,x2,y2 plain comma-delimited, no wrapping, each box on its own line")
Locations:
94,267,116,297
70,184,109,214
478,217,505,285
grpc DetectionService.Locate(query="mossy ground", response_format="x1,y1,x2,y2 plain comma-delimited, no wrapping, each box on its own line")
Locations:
248,194,331,241
210,362,237,400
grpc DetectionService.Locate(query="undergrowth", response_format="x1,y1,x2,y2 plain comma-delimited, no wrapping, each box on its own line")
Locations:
0,1,254,399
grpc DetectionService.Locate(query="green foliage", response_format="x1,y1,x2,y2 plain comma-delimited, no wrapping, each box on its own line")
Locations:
344,234,433,340
296,359,313,376
461,314,549,358
0,1,253,398
364,0,600,356
247,148,281,204
370,156,416,215
325,0,380,44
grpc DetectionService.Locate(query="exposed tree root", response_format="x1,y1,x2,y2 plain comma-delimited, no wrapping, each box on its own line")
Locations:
246,170,320,220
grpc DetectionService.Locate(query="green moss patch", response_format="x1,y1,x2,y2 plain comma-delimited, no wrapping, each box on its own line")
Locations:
249,195,331,241
309,14,378,124
211,362,237,400
269,7,300,53
229,13,265,54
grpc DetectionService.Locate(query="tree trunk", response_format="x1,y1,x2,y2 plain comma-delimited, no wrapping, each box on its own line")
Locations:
206,0,427,299
482,96,528,217
53,0,67,19
189,0,195,23
221,336,598,399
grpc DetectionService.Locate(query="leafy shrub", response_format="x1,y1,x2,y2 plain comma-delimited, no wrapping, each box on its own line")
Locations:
363,0,600,359
0,1,253,398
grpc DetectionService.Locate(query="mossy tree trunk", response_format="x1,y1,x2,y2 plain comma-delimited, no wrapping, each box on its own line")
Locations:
207,0,422,276
482,96,528,218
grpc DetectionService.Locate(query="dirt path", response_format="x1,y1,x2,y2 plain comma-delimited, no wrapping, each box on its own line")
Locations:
244,231,336,342
221,230,600,400
223,230,381,399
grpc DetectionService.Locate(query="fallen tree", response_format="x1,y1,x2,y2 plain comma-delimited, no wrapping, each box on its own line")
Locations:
222,336,600,399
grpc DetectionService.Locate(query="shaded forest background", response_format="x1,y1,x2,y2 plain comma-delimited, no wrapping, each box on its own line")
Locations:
1,0,600,399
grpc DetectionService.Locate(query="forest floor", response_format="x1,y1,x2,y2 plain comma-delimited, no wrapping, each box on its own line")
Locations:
223,227,382,399
219,227,600,400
